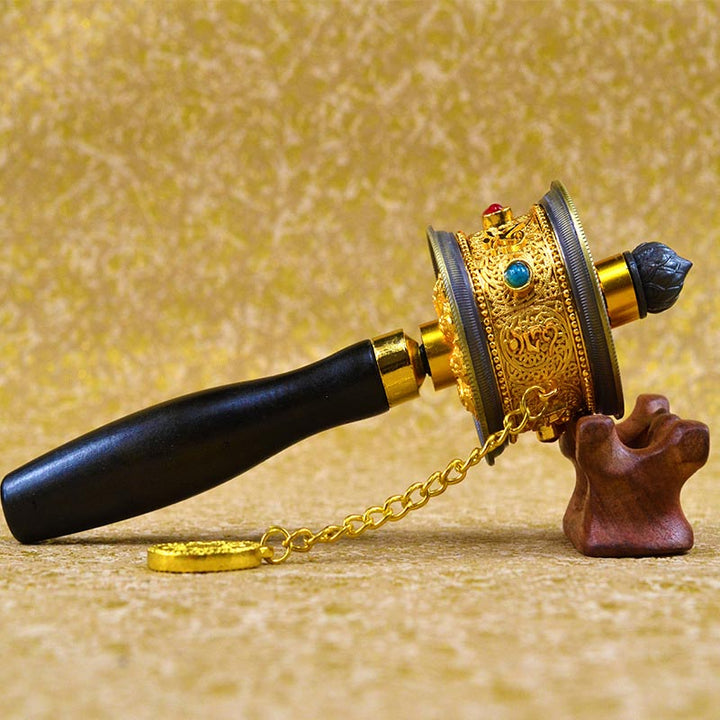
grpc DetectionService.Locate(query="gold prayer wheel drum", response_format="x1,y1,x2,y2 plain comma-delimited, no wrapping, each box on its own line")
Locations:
428,181,625,456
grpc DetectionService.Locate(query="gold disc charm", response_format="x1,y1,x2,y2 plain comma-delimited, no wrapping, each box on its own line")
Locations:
147,540,270,573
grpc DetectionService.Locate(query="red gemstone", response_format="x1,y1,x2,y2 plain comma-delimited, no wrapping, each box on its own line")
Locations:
483,203,504,215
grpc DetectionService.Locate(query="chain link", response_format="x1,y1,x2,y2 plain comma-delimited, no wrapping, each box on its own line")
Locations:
260,385,557,565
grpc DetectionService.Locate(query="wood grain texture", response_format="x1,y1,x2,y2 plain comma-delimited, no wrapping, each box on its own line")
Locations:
562,395,710,557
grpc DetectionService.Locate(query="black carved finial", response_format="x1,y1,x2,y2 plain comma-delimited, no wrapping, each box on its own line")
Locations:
630,242,692,314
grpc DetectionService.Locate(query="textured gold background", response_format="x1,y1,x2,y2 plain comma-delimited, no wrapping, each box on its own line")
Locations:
1,2,718,718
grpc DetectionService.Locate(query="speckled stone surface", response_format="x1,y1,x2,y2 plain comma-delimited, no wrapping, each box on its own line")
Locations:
1,2,718,718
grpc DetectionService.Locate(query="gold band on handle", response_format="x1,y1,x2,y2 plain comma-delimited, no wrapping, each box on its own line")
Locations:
371,329,426,406
595,253,641,327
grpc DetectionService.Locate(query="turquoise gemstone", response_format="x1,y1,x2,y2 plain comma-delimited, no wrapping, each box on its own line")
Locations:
504,260,531,289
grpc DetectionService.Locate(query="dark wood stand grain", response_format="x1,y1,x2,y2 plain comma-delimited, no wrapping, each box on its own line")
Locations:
560,394,710,558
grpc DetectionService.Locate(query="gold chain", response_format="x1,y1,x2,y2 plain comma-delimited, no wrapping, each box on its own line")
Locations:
259,385,557,565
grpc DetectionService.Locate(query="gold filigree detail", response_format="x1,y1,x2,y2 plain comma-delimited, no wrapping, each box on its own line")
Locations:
453,205,594,432
432,279,476,416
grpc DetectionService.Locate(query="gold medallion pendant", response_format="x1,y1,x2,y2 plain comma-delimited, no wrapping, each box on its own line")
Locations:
147,541,271,573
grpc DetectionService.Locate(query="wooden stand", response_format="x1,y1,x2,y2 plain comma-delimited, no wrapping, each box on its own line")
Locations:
560,395,710,558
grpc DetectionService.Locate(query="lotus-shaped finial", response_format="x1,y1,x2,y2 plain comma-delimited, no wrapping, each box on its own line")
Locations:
631,242,692,314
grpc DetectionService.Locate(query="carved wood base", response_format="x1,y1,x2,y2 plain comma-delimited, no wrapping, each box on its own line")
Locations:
560,395,710,558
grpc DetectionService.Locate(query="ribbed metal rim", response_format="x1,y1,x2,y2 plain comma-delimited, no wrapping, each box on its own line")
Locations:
426,228,505,462
539,181,624,417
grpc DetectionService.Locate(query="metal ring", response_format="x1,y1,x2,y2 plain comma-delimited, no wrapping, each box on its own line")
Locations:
261,526,292,564
540,181,623,417
427,228,505,463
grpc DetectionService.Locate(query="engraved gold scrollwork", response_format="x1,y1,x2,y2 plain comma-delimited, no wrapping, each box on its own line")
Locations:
433,280,477,416
445,205,595,432
500,307,570,370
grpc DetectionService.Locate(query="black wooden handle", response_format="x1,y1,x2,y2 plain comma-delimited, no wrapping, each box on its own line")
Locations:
2,340,389,543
